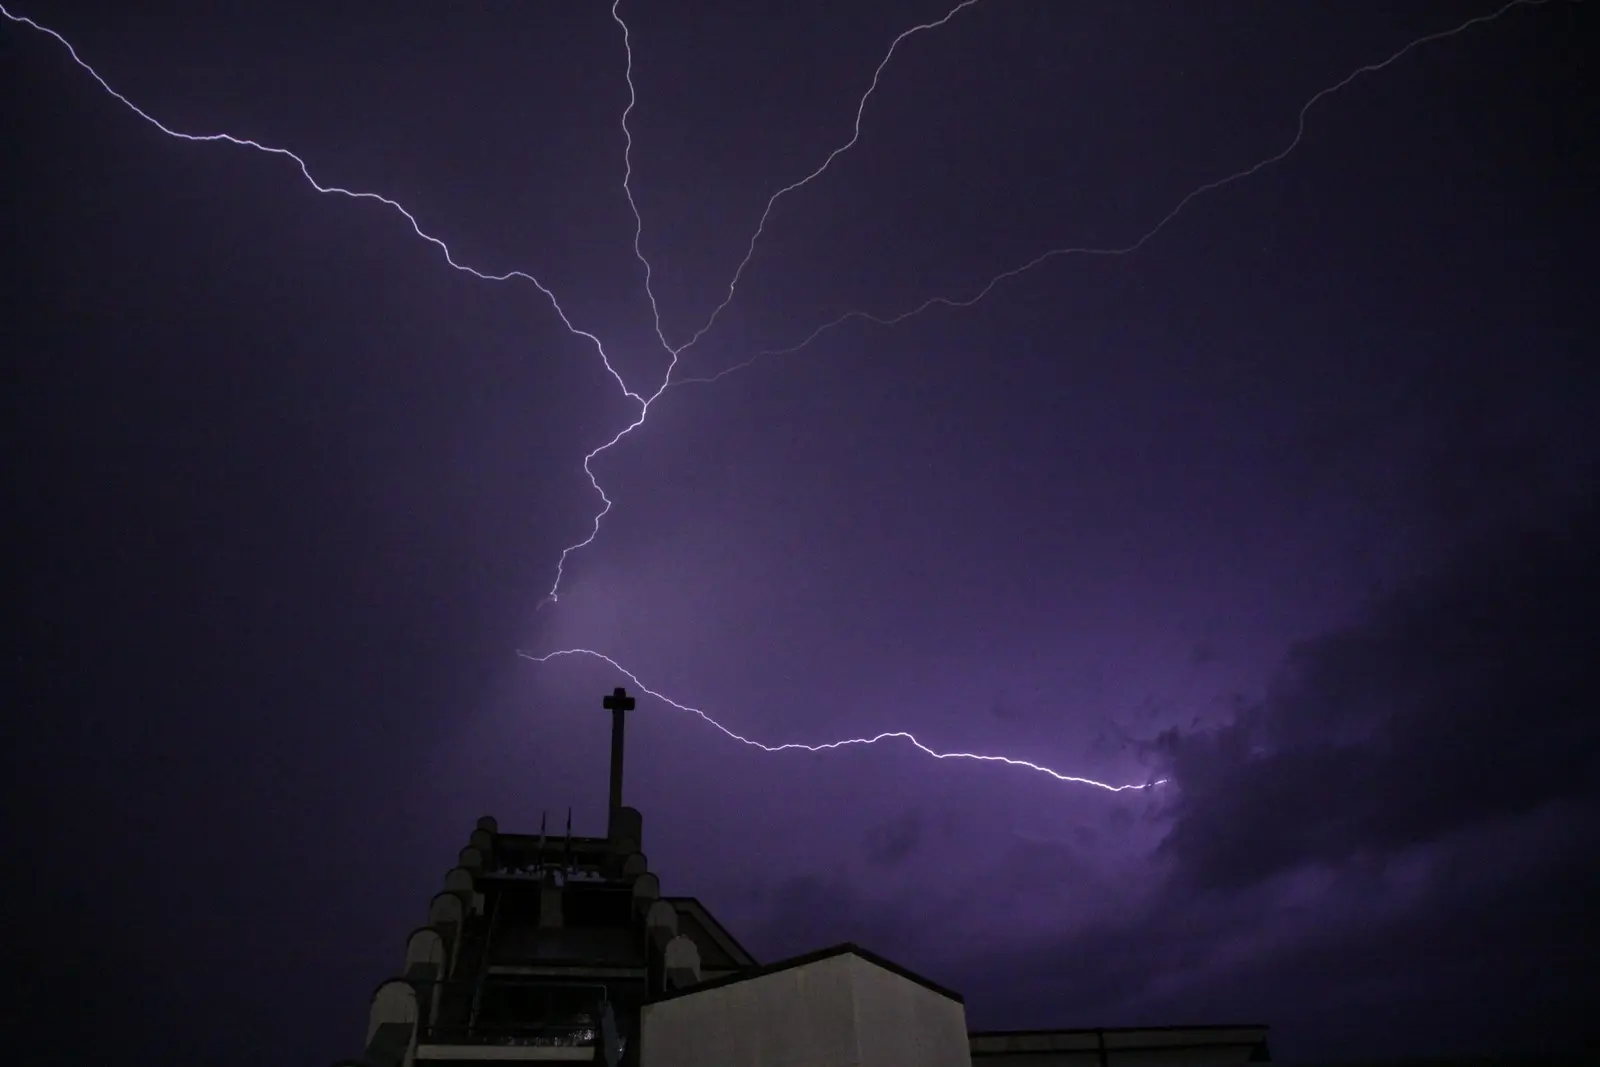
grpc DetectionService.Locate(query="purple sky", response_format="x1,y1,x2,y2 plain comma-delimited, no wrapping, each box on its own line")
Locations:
6,1,1596,1063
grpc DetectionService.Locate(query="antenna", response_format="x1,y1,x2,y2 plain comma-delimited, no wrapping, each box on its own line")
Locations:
564,806,574,874
601,687,636,833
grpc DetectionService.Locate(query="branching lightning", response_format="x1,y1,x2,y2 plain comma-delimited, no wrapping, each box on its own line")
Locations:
671,0,1553,387
665,0,985,359
547,0,988,605
0,5,635,404
518,649,1165,792
0,0,660,610
3,0,1552,792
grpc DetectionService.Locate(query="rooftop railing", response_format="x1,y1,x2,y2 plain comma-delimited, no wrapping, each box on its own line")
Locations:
418,1021,599,1048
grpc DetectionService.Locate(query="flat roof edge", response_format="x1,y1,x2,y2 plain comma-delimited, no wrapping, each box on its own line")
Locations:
645,941,963,1006
971,1023,1270,1037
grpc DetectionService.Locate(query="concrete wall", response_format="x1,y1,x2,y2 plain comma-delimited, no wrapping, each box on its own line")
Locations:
848,955,972,1067
640,950,970,1067
969,1025,1269,1066
970,1051,1252,1067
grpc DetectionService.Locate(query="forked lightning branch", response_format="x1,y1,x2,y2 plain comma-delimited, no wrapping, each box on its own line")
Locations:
1,0,1550,791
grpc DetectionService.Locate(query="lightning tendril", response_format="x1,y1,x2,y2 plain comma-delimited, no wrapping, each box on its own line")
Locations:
518,649,1165,792
2,0,1551,790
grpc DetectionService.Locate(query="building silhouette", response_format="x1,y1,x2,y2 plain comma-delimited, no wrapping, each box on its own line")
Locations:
335,687,1270,1066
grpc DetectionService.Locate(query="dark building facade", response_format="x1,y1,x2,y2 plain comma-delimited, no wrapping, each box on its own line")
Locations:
356,807,752,1065
335,688,1270,1066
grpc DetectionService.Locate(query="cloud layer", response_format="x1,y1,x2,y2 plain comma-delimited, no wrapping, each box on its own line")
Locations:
751,486,1600,1061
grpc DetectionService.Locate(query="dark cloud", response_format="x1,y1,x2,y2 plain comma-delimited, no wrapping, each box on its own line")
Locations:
949,803,1600,1059
742,874,930,966
969,486,1600,1057
989,691,1026,723
1155,490,1600,891
758,490,1600,1059
862,810,927,866
7,2,1590,1063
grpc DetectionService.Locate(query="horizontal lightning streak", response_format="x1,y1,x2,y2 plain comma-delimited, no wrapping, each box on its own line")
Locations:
670,0,1551,388
518,648,1165,792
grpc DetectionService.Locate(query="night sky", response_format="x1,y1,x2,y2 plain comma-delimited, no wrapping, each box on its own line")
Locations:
5,2,1596,1063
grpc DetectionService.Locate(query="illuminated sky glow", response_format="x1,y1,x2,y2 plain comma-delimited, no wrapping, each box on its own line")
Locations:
6,2,1594,1062
0,0,1556,795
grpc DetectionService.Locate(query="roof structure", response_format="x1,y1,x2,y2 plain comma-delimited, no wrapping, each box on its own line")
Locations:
337,688,1273,1065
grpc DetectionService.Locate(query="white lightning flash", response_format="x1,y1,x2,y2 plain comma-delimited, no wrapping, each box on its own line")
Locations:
519,648,1165,792
671,0,1554,387
545,0,987,604
3,0,1555,791
0,0,661,607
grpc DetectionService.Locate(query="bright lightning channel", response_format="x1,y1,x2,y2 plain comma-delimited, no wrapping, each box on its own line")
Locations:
1,0,1541,596
579,0,1550,593
0,1,651,607
527,0,1548,790
519,648,1165,792
671,0,1554,387
4,1,1554,792
550,0,987,604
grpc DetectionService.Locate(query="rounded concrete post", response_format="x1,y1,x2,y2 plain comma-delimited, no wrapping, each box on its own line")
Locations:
443,866,474,895
662,935,701,990
631,872,660,916
366,978,418,1050
404,928,446,982
621,851,648,880
645,899,678,951
428,891,464,947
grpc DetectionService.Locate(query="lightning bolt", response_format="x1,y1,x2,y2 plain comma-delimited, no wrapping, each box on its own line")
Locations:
0,6,639,406
4,1,1556,792
671,0,1555,387
568,0,1553,590
0,0,671,606
545,0,987,604
666,0,985,359
519,649,1164,792
533,0,1553,789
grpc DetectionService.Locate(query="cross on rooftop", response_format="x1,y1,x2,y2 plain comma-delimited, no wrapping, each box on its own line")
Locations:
603,687,635,819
